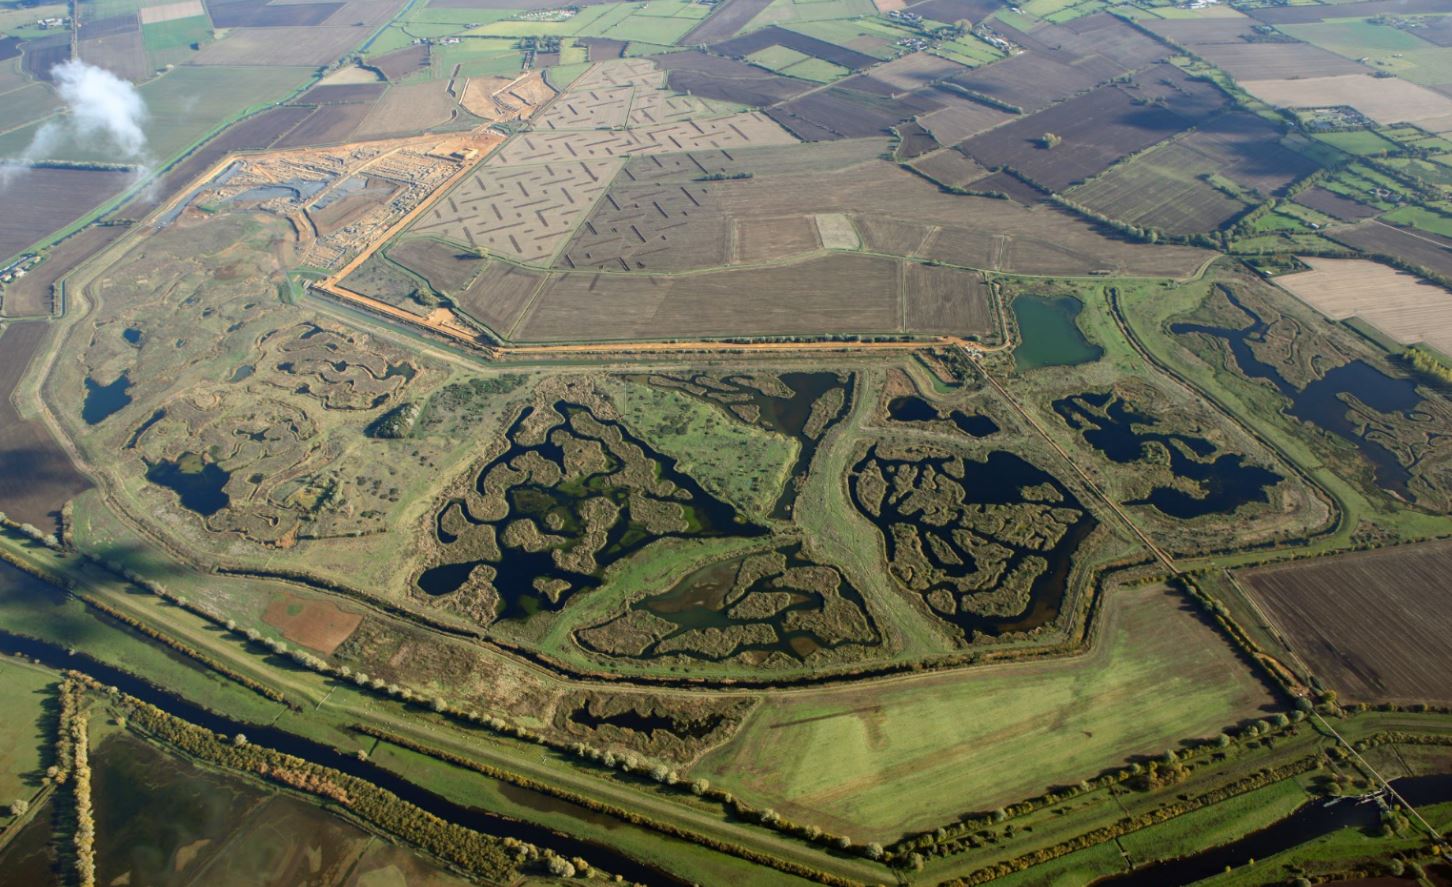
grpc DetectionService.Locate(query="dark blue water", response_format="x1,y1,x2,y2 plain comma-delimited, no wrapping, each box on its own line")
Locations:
1172,288,1424,497
146,454,231,516
1053,392,1282,518
122,327,142,345
888,395,999,437
82,372,133,424
418,401,765,619
849,446,1096,637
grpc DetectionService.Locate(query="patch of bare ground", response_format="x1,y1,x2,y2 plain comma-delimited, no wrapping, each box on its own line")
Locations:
1239,540,1452,706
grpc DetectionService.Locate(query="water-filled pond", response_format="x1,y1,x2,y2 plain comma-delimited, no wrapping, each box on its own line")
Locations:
850,446,1096,637
1053,391,1282,518
888,395,999,438
82,372,133,424
1172,289,1424,497
146,452,231,516
417,401,764,619
1012,295,1103,371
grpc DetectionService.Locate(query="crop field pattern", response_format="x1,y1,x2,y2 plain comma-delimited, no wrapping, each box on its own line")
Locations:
1240,541,1452,706
21,4,1452,885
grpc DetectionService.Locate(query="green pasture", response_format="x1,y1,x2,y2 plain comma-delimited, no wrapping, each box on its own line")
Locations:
0,66,309,164
141,15,211,53
0,658,56,816
1311,128,1399,157
1382,205,1452,238
782,18,911,60
606,377,798,521
0,82,60,135
693,583,1276,840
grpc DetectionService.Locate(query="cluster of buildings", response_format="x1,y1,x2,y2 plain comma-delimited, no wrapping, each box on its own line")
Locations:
0,253,39,287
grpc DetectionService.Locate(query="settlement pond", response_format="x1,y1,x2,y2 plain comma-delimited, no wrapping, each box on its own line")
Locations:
1012,295,1103,371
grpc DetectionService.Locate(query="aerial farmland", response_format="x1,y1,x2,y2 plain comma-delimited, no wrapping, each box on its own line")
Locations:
2,0,1452,883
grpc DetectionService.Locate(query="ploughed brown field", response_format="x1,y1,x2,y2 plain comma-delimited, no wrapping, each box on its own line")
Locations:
0,322,90,529
1239,541,1452,706
0,167,133,269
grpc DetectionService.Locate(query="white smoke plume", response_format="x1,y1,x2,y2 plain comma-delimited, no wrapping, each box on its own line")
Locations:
1,60,151,187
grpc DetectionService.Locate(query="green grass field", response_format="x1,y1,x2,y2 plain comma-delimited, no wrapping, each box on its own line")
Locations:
0,658,56,816
0,66,310,164
606,377,798,521
692,582,1277,840
141,15,211,52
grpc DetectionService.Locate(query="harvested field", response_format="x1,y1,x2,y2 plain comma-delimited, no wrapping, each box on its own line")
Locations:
579,38,626,60
514,253,912,341
1171,112,1318,196
351,81,458,139
1239,540,1452,705
970,170,1047,205
139,0,205,25
903,0,1002,24
694,583,1277,839
295,82,387,104
1246,0,1449,25
713,25,877,71
894,121,939,159
947,50,1106,113
863,52,966,94
78,30,147,83
556,178,726,271
451,261,547,335
262,592,363,655
386,238,486,294
909,148,986,189
412,159,618,263
655,51,812,107
557,157,1209,277
22,36,70,81
915,88,1014,144
1331,219,1452,279
1276,257,1452,356
733,215,819,263
0,167,133,265
191,26,368,66
1417,16,1452,48
485,113,794,164
1069,147,1248,235
625,89,736,127
1143,16,1264,47
0,37,20,62
530,85,633,130
367,44,428,81
0,322,90,529
1241,74,1452,132
814,213,859,250
205,0,341,27
270,103,370,147
680,0,771,44
958,76,1214,191
1194,42,1368,80
767,87,937,141
902,263,992,335
77,14,137,40
1293,186,1380,222
855,215,933,256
